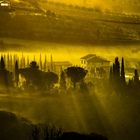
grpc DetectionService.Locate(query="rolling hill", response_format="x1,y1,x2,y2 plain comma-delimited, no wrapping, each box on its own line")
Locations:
0,0,140,45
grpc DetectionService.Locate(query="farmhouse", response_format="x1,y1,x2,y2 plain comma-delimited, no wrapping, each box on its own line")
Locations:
80,54,110,79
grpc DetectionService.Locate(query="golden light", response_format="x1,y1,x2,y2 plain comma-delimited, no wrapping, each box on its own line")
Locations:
49,0,112,10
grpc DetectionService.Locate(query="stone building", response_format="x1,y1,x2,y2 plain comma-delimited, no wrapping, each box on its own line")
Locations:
80,54,110,79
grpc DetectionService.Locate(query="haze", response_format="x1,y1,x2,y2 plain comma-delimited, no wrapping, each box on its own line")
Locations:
49,0,140,13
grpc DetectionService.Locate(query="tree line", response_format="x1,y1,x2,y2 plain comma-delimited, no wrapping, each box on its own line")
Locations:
0,55,139,95
0,56,88,93
109,57,140,95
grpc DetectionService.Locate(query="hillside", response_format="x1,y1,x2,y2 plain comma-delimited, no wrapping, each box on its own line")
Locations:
0,1,140,45
0,111,108,140
44,0,140,14
0,111,33,140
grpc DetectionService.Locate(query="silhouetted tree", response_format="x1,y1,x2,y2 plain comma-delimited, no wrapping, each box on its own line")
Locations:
111,57,123,94
19,61,58,91
60,70,66,90
65,67,88,89
44,71,58,90
9,54,12,71
0,56,5,69
30,61,39,70
39,54,42,70
113,57,120,81
32,126,39,140
134,69,139,85
44,55,47,71
19,61,41,90
15,60,19,87
127,70,140,95
111,57,121,86
59,132,108,140
120,57,125,83
0,56,13,89
7,53,10,69
50,54,53,71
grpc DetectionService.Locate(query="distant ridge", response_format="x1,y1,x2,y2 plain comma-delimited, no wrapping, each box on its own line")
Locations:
45,0,140,14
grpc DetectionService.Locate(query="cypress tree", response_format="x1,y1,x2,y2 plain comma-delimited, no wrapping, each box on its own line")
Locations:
15,60,19,87
115,57,120,78
0,56,5,69
112,57,120,83
10,54,12,71
50,54,53,71
111,57,122,94
134,69,139,85
7,53,10,70
39,54,42,70
44,55,47,71
121,57,125,83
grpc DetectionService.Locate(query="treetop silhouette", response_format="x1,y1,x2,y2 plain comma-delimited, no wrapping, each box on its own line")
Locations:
65,66,88,88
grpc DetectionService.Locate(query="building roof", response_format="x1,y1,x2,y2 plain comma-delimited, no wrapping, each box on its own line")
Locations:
81,54,110,63
81,54,96,60
88,56,110,63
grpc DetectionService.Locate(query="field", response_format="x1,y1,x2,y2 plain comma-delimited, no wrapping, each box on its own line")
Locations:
0,89,140,140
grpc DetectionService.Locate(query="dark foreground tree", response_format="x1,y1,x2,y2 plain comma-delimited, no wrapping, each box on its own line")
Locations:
65,67,88,89
0,56,13,89
113,57,120,83
19,61,58,90
59,132,108,140
19,61,42,90
44,71,58,90
0,56,5,69
134,69,139,85
32,126,39,140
